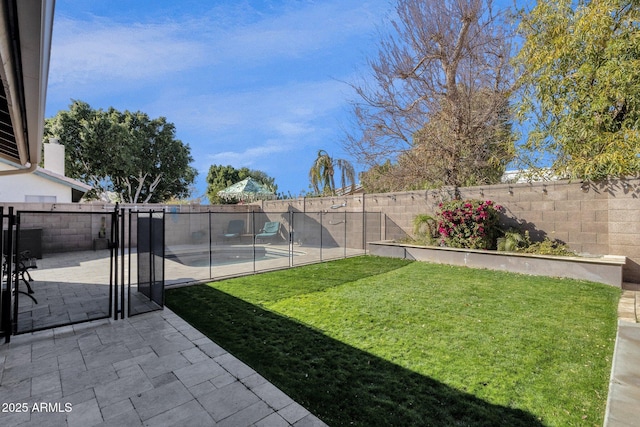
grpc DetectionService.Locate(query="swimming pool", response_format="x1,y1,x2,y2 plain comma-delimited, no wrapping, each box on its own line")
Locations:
166,246,290,267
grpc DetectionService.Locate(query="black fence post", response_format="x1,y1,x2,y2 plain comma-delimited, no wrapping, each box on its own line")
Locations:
208,210,213,280
1,207,13,343
362,196,366,253
320,211,323,262
289,210,294,267
160,211,166,306
344,210,347,259
112,204,119,320
0,206,4,342
11,210,20,335
108,208,114,320
149,210,155,305
252,210,256,274
125,208,131,319
383,213,387,241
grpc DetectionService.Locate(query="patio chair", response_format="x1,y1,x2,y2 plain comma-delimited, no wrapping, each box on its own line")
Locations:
1,250,38,304
223,219,245,240
255,221,281,243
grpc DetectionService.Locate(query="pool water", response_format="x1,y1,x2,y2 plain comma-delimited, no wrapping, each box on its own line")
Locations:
166,247,289,267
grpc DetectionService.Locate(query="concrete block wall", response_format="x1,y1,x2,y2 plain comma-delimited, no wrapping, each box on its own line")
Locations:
255,178,640,284
605,180,640,283
361,191,435,240
260,196,371,248
5,204,113,253
457,180,611,256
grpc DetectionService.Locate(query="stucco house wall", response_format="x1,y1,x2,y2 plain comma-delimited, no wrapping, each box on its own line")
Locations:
0,142,90,203
0,163,73,203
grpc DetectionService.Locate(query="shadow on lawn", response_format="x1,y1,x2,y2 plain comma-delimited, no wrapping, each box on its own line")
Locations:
167,285,543,427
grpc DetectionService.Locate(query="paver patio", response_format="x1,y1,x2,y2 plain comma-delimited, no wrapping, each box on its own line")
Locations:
0,243,362,426
0,308,327,426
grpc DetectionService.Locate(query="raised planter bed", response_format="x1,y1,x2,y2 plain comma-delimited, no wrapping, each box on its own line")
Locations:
368,240,626,287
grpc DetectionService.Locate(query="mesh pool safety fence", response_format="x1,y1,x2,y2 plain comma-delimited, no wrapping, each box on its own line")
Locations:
1,208,383,340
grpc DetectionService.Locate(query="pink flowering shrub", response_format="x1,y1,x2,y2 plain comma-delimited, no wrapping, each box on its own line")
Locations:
436,199,502,249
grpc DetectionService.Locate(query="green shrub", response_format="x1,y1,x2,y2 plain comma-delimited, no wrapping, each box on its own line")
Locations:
497,229,576,256
412,214,438,245
497,229,528,252
519,238,576,256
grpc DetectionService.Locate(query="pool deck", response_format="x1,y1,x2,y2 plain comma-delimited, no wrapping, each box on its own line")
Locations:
1,246,342,426
0,308,327,427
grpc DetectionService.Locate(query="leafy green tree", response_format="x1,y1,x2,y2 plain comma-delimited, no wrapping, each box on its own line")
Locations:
515,0,640,180
206,165,244,204
205,165,277,204
44,100,197,203
44,101,103,191
308,150,355,196
346,0,516,190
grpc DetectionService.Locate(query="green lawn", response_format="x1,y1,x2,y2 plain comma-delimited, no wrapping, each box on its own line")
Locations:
166,256,620,426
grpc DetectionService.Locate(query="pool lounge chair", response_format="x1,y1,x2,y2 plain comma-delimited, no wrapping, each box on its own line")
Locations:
255,221,281,242
224,219,245,240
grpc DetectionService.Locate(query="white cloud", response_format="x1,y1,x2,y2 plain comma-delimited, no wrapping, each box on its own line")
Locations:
271,121,315,138
206,140,291,168
48,17,208,88
160,76,357,182
199,1,387,65
48,1,387,89
154,78,348,139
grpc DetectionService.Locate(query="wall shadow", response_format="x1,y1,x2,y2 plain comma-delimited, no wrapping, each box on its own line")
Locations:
167,285,544,427
623,258,640,284
385,216,410,241
499,210,553,243
285,207,341,248
594,178,640,198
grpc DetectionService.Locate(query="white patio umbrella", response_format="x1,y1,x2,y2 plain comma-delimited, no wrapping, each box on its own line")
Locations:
217,177,276,203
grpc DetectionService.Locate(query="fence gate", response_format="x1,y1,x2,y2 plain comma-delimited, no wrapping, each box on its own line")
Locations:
125,209,165,317
1,209,120,341
1,206,168,343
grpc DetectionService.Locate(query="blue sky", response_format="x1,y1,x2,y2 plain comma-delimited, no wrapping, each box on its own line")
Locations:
45,0,394,199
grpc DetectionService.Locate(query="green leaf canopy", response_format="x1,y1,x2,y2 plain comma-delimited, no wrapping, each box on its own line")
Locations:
515,0,640,180
44,100,197,203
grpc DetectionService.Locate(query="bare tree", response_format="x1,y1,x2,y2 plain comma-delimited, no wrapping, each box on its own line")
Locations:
346,0,516,190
